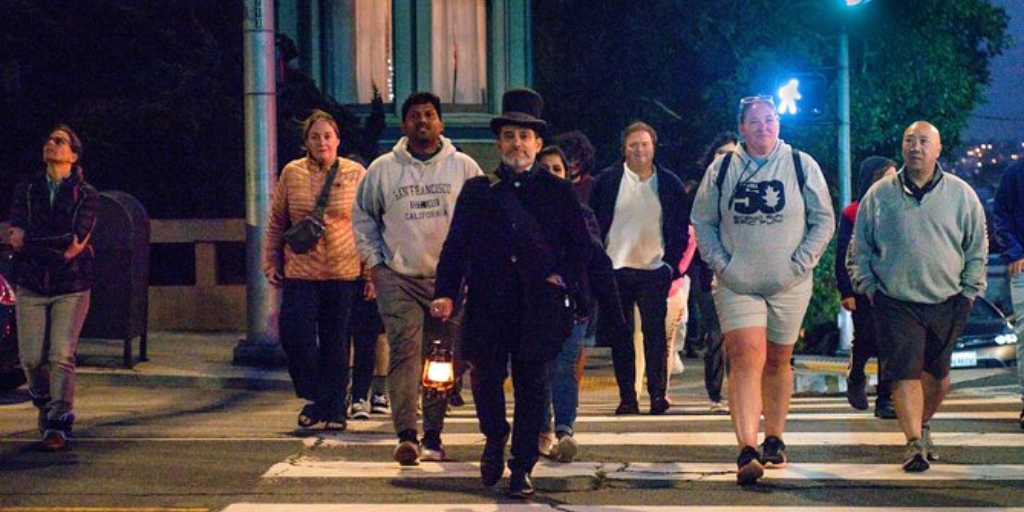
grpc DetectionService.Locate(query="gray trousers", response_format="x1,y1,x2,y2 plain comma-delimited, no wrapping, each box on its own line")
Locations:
374,266,448,436
15,286,91,418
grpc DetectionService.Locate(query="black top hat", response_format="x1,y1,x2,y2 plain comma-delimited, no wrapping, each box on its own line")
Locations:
490,88,547,136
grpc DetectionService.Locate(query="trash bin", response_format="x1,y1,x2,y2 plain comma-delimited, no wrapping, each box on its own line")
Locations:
80,191,150,367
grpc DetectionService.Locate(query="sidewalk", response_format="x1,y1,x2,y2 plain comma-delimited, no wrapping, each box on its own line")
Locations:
71,331,1017,396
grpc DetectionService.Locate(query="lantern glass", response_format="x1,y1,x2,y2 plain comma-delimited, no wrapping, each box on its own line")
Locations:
426,360,454,384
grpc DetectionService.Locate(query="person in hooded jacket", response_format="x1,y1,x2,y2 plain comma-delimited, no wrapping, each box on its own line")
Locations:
691,96,834,484
353,92,483,466
837,156,897,418
7,124,98,451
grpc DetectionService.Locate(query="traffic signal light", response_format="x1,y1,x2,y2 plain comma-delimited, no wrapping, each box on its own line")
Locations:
775,72,828,121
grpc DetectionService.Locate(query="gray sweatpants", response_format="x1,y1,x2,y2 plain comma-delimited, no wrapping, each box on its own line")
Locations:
374,266,448,437
16,286,91,418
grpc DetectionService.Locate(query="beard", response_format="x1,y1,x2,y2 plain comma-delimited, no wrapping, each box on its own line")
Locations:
502,154,535,172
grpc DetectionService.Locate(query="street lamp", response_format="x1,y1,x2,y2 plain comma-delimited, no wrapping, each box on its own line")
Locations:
837,0,872,208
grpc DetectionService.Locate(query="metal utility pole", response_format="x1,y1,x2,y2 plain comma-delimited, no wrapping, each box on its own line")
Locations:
838,29,852,209
234,0,284,366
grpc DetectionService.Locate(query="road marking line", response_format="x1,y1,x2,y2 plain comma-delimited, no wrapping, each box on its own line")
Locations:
410,411,1019,424
223,506,1024,512
303,431,1024,448
261,458,1024,481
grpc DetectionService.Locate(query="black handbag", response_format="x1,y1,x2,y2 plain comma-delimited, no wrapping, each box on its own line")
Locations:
283,162,339,254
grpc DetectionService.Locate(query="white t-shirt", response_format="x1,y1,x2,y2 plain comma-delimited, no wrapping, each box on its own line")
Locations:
605,163,665,270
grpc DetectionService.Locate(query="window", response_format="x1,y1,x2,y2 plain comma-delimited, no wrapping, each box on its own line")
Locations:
332,0,394,103
431,0,488,105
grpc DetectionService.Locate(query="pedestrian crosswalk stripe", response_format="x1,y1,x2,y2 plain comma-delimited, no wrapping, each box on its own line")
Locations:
364,411,1018,426
261,458,1024,481
224,506,1024,512
303,431,1024,448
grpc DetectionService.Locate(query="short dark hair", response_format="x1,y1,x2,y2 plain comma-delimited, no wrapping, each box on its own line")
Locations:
553,131,595,176
51,123,83,157
537,145,569,180
621,121,658,148
698,131,740,171
401,92,443,121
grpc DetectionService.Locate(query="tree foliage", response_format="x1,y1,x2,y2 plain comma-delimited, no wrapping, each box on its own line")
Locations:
534,0,1010,338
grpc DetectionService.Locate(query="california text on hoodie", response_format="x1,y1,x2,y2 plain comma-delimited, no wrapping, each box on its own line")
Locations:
352,135,483,277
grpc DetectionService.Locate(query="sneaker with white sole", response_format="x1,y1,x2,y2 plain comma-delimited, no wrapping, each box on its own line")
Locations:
539,432,556,457
350,399,371,420
921,425,939,461
709,401,729,415
554,432,578,463
371,394,391,415
420,430,446,462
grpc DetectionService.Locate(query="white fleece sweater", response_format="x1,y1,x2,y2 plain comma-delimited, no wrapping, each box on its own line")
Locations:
352,136,483,277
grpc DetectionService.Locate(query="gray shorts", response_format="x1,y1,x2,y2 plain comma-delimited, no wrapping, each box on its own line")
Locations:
712,276,813,345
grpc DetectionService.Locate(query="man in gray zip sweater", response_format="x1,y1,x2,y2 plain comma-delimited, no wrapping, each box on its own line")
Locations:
352,92,483,466
851,121,987,473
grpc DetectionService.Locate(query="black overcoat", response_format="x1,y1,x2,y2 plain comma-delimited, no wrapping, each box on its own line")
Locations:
435,164,592,363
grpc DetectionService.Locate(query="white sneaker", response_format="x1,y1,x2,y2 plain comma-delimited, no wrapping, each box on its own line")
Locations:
350,399,371,420
554,433,578,463
710,401,729,415
371,394,391,415
539,432,556,457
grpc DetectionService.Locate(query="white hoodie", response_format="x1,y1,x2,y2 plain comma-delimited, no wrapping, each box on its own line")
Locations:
691,140,835,296
353,135,483,277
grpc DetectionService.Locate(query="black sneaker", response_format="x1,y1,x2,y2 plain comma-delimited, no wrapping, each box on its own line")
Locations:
40,412,74,452
649,397,671,416
615,401,640,416
449,392,466,407
846,378,869,410
736,445,764,485
874,396,897,419
508,468,534,499
480,434,508,487
760,436,788,469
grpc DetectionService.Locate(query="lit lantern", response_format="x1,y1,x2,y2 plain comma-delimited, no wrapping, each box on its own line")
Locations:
422,339,455,398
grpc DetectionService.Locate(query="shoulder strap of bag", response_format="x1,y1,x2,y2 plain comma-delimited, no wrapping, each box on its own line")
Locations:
312,161,340,217
489,173,557,269
715,152,733,212
792,149,806,190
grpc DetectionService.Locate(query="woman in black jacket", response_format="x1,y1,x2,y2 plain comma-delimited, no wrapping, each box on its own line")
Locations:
7,124,99,451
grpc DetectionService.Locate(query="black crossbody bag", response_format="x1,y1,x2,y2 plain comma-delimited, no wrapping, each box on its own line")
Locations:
487,173,575,353
283,162,339,254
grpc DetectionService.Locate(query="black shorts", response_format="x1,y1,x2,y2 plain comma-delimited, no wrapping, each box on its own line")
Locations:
874,293,971,381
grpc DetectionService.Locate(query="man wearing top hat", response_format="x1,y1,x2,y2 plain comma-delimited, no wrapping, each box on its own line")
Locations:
430,88,592,498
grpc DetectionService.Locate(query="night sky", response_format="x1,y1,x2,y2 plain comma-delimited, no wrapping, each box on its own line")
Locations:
963,0,1024,142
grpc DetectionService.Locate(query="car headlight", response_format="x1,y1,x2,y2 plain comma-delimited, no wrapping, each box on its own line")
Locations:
995,332,1018,345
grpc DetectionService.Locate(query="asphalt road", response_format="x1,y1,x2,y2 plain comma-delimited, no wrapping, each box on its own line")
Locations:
1,369,1023,511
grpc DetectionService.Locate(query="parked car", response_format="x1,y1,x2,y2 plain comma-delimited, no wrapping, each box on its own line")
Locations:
803,295,1017,368
0,251,25,391
951,295,1018,369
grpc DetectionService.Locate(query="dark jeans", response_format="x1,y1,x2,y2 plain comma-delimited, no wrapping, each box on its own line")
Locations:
849,294,890,399
470,351,551,473
611,266,672,404
350,278,383,403
695,288,726,402
279,279,358,420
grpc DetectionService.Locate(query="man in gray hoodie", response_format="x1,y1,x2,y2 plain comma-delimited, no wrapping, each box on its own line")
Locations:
851,121,987,473
352,92,483,466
